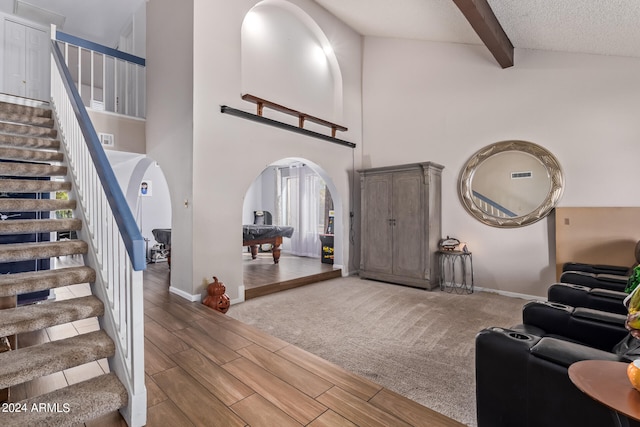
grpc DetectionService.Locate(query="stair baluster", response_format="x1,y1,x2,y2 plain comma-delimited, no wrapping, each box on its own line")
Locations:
49,30,147,427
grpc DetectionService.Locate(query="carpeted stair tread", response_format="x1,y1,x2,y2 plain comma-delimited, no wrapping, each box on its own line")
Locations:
0,146,63,162
0,121,57,138
0,218,82,235
0,133,60,150
0,111,55,128
0,100,128,427
1,373,127,427
0,330,115,389
0,266,96,297
0,101,52,118
0,198,75,212
0,295,103,337
0,178,71,193
0,240,88,262
0,161,67,177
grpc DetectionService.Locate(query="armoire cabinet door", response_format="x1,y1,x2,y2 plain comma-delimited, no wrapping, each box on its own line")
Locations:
361,173,393,274
392,171,424,279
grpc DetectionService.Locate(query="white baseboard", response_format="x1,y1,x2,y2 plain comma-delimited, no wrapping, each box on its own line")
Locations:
474,286,546,302
169,286,202,302
169,285,245,306
0,93,49,108
231,285,245,305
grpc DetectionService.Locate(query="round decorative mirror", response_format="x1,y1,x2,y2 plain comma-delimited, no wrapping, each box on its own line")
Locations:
458,140,564,228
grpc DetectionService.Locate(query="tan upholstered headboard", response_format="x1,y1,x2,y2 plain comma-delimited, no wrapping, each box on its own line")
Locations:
555,207,640,280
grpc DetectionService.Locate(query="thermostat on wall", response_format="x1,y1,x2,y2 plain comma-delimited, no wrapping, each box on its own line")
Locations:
98,133,114,147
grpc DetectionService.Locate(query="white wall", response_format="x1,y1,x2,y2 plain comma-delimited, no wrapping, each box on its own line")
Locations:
174,0,362,302
362,37,640,297
136,163,172,245
106,151,146,200
241,1,338,121
88,110,146,154
243,166,277,225
148,0,360,302
146,0,194,297
132,2,146,57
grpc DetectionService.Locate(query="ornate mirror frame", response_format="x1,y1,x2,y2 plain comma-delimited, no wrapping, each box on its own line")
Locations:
458,140,564,228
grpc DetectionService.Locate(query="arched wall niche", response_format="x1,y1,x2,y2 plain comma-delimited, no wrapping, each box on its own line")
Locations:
241,0,343,122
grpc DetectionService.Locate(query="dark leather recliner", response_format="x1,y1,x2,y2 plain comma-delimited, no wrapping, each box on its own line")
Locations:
562,240,640,276
476,327,640,427
548,282,627,315
476,302,640,427
519,300,628,351
560,270,628,292
560,240,640,292
563,262,633,275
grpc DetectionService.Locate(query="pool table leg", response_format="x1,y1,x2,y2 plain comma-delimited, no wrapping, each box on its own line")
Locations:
272,244,281,264
250,245,259,259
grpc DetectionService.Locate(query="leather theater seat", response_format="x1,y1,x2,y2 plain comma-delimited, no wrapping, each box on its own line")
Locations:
548,282,627,315
476,327,640,427
562,240,640,276
560,240,640,292
560,270,628,292
519,300,628,351
476,301,640,427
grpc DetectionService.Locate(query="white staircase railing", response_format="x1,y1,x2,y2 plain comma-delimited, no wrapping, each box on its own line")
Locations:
49,28,146,427
55,30,145,118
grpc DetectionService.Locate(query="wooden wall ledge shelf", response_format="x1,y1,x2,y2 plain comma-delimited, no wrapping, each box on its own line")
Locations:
220,105,355,148
242,94,347,138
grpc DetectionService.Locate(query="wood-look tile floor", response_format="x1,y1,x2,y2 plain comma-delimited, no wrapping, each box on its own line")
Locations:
11,258,464,427
242,252,335,288
242,252,342,299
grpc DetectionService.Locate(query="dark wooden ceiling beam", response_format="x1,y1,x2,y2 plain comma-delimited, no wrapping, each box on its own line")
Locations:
452,0,514,68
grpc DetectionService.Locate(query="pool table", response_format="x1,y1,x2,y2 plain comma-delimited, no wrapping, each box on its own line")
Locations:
243,224,294,264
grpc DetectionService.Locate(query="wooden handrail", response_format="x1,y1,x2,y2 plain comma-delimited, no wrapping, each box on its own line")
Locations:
242,94,347,138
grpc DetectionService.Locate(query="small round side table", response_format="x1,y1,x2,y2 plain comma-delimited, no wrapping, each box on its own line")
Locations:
438,250,474,294
569,360,640,427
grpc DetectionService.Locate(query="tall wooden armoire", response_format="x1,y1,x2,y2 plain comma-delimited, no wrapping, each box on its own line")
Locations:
358,162,444,290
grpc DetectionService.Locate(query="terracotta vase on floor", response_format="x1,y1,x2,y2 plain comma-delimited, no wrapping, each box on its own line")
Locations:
203,276,230,313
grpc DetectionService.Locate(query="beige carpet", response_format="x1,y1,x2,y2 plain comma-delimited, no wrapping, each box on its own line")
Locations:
227,275,528,427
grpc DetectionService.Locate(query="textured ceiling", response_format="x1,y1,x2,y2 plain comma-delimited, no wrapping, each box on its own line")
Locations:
1,1,639,58
314,0,640,58
313,0,481,44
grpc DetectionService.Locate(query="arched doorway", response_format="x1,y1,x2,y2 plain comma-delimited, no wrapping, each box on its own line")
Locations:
242,157,342,298
106,151,172,263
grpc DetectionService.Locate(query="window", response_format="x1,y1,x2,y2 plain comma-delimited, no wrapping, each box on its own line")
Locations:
277,164,328,257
